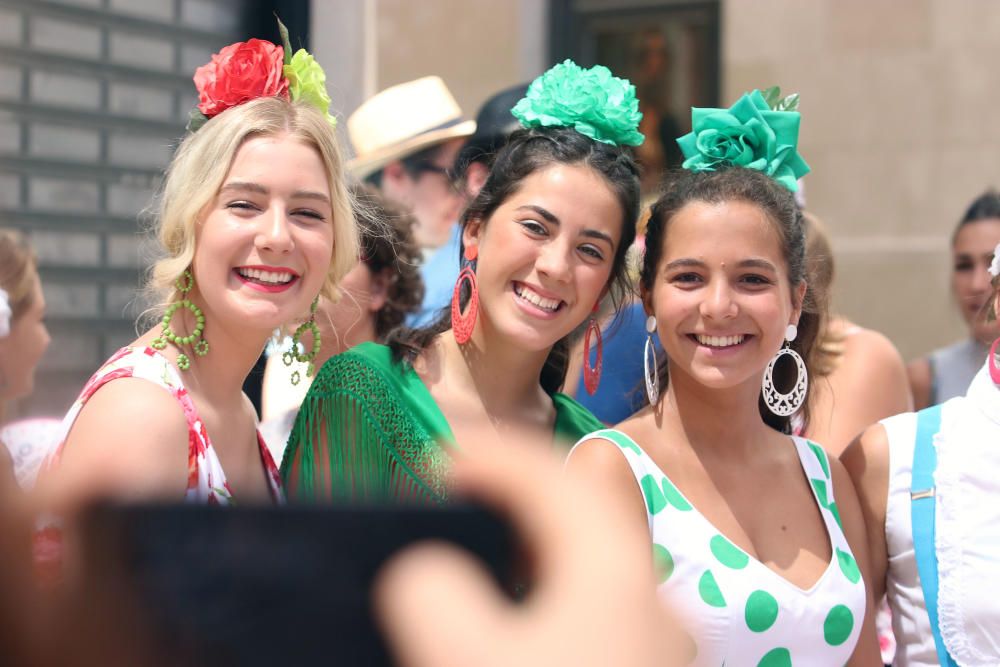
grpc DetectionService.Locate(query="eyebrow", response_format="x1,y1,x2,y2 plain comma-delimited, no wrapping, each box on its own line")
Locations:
219,181,331,204
515,204,616,250
664,257,778,272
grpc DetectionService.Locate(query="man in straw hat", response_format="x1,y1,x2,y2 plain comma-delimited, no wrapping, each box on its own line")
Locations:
406,83,529,327
347,76,475,252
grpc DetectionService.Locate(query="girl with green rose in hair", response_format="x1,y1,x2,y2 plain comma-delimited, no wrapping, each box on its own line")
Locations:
567,90,882,665
281,61,643,503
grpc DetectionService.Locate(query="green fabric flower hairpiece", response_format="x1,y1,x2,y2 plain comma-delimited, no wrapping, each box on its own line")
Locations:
511,59,644,147
676,87,809,192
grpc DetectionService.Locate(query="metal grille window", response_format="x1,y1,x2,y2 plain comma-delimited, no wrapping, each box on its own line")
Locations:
0,0,252,417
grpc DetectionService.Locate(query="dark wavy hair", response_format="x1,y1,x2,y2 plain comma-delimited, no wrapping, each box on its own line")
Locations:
641,167,817,433
953,189,1000,244
350,183,424,338
389,125,641,393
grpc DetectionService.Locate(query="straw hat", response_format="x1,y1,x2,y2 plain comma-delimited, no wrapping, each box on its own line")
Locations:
347,76,476,179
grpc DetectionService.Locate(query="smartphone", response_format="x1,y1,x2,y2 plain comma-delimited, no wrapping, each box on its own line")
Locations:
77,503,515,666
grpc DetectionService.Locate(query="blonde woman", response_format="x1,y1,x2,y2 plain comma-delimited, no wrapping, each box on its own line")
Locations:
45,36,357,505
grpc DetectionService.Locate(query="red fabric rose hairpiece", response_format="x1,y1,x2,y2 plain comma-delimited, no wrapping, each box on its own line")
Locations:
187,18,335,132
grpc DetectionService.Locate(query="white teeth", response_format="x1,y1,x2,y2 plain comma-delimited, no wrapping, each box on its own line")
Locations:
696,334,745,348
514,284,561,311
237,268,294,284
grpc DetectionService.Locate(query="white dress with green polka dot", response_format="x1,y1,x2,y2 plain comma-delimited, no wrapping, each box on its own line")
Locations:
573,429,865,667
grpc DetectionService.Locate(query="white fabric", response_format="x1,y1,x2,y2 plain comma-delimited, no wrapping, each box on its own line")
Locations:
571,430,865,666
882,363,1000,666
936,366,1000,664
882,408,939,666
0,287,10,338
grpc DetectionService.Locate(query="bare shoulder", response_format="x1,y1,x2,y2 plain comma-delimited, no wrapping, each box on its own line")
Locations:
840,423,891,504
56,377,191,498
567,431,634,479
843,327,905,369
834,326,913,414
841,421,890,471
906,356,932,409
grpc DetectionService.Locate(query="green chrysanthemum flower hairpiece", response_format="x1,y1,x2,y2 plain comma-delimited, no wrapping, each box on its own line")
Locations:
676,87,809,192
512,59,644,147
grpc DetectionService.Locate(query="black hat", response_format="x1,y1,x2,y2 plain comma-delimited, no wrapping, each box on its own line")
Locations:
454,83,529,179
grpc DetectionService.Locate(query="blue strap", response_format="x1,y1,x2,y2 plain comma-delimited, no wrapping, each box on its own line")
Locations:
910,404,958,667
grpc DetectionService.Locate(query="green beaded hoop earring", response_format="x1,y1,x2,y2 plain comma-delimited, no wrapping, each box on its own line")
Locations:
151,269,209,371
283,297,321,386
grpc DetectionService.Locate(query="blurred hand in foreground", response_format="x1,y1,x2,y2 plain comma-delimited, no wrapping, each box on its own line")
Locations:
374,436,682,667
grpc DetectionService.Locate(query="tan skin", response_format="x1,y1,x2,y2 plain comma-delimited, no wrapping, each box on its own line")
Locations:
414,163,623,454
806,318,913,456
908,218,1000,409
567,201,882,665
50,135,336,504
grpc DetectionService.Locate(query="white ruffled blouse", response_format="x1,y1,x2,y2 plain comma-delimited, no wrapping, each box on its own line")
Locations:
882,363,1000,666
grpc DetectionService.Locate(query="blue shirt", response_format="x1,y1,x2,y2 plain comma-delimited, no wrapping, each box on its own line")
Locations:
408,223,462,328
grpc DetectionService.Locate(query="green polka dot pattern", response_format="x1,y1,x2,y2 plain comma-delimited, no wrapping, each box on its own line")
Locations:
808,441,830,478
757,647,792,667
582,430,864,665
652,543,674,583
640,474,667,515
811,478,829,507
661,475,693,511
836,548,860,584
745,590,779,632
823,604,854,645
828,502,844,530
710,535,749,569
698,569,726,607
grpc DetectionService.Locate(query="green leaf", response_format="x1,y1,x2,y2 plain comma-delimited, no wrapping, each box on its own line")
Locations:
185,108,208,133
275,14,293,65
761,86,781,108
776,93,799,112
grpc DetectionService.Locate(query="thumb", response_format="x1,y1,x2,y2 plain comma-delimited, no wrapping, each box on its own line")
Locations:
373,541,510,667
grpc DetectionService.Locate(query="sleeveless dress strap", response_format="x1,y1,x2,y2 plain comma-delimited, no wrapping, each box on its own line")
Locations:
910,404,957,667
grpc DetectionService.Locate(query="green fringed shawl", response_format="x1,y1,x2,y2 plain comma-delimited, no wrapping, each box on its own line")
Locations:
280,342,604,504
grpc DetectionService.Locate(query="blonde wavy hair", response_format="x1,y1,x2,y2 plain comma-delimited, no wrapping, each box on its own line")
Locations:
146,96,358,317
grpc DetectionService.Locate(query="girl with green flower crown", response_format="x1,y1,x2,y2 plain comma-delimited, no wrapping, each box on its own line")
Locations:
567,90,883,665
41,31,357,509
281,61,642,503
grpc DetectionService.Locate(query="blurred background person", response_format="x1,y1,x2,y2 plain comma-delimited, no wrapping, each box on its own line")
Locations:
347,76,474,254
908,190,1000,409
260,184,424,462
406,83,530,327
0,229,53,489
800,212,912,456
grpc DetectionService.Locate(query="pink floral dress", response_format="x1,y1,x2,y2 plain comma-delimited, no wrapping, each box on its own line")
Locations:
47,346,284,504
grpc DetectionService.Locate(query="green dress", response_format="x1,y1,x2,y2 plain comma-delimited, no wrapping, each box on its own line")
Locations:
280,342,603,503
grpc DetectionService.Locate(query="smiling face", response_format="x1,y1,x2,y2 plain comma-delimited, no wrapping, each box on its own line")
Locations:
463,163,624,352
644,199,804,390
191,133,334,334
951,218,1000,344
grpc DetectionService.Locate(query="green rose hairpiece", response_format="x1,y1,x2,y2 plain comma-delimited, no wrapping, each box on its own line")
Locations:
676,88,809,192
511,59,644,147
